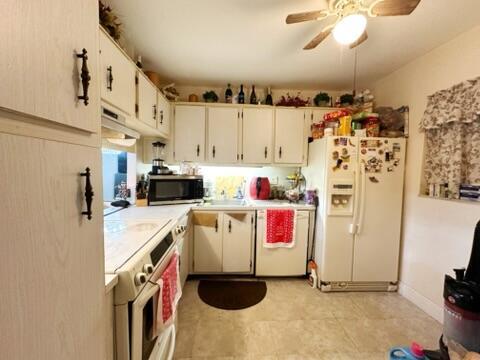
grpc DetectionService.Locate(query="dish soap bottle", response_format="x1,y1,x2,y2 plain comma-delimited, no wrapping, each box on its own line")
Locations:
390,343,426,360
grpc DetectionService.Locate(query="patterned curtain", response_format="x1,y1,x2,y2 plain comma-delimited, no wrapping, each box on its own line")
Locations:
421,77,480,198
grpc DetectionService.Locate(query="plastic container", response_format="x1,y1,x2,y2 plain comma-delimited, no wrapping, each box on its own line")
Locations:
325,119,339,136
389,343,426,360
311,122,325,139
338,116,352,136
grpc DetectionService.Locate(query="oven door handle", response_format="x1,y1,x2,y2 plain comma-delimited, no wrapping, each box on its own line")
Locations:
134,282,160,308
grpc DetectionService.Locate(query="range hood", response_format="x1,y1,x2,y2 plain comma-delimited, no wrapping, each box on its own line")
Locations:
101,105,140,146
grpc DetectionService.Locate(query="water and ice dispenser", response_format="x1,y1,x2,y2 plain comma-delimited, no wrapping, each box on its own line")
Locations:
327,180,354,216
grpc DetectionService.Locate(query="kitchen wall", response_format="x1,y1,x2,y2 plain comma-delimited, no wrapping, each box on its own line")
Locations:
371,25,480,322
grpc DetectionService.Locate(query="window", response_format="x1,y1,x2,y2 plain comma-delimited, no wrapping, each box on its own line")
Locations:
421,77,480,200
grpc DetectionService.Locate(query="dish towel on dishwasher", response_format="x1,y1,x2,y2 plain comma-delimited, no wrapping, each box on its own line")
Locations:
155,251,182,334
264,209,296,248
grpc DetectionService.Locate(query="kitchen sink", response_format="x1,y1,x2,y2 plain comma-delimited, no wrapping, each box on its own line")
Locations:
206,199,249,206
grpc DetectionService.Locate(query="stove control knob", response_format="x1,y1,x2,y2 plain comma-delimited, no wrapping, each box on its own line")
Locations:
175,226,182,235
134,272,147,286
180,225,186,232
143,264,154,274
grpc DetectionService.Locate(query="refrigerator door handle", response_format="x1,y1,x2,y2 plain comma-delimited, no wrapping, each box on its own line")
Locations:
357,163,367,234
349,168,361,234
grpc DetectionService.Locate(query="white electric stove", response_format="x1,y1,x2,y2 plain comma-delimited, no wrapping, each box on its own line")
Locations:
104,213,188,360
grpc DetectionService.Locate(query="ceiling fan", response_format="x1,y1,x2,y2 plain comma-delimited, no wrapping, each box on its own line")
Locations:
286,0,421,50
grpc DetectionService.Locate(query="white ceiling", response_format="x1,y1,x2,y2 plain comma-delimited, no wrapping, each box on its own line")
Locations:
108,0,480,90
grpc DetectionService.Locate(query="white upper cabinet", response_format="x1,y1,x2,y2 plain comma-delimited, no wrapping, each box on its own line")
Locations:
174,105,206,162
99,29,136,117
274,108,307,164
207,106,240,164
157,93,171,136
1,0,99,133
137,73,157,128
242,107,274,164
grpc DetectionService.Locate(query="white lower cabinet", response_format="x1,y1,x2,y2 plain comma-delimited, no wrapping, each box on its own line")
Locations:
193,211,254,274
256,210,310,276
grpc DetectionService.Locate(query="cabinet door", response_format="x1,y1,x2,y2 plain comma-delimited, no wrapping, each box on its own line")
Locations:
0,133,105,359
174,105,206,162
157,93,171,136
193,212,222,273
99,30,136,116
1,0,99,133
223,212,254,273
274,108,306,164
242,108,273,164
207,106,240,163
137,74,157,128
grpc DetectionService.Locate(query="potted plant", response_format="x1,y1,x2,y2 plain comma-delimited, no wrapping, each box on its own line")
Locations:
314,92,330,107
340,93,354,106
202,90,219,103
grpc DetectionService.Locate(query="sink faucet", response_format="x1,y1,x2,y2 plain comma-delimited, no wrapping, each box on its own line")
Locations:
234,185,244,199
220,189,227,200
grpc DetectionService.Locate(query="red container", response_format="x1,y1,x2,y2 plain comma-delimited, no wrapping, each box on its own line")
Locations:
249,177,270,200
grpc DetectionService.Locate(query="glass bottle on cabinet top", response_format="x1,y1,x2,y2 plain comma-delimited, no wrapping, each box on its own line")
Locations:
265,87,273,105
238,84,245,104
225,83,233,103
250,85,257,104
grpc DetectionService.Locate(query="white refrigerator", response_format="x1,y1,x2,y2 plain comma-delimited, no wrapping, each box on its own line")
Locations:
303,136,406,291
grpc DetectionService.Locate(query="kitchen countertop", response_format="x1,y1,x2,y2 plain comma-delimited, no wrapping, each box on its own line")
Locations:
105,274,118,293
103,201,315,286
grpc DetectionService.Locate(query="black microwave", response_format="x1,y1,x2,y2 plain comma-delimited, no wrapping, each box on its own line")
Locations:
147,175,204,205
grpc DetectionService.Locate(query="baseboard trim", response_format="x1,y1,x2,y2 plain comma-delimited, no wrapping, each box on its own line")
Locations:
398,282,444,323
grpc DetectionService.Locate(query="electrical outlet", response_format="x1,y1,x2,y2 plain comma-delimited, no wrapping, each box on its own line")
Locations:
269,176,279,185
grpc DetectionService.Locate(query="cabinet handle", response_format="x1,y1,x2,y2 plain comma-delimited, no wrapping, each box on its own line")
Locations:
279,146,282,159
228,220,232,233
160,110,164,124
196,144,200,157
153,105,157,120
107,66,113,91
77,48,90,106
212,145,216,158
264,146,268,159
80,167,94,220
215,218,218,232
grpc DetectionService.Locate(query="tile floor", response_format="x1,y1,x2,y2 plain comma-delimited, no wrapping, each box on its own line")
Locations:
174,279,442,359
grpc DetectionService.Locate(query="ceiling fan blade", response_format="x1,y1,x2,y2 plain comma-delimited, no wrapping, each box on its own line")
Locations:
369,0,421,16
303,27,332,50
286,10,329,24
350,31,368,49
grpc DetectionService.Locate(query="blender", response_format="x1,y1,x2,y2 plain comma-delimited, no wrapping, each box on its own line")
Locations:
150,141,172,175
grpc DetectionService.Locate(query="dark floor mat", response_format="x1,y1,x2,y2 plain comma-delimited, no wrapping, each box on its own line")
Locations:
198,279,267,310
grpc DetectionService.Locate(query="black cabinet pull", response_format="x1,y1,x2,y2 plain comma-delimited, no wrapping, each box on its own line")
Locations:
77,49,90,106
212,145,216,158
107,66,113,91
228,220,232,233
215,218,218,232
80,167,94,220
160,110,164,124
279,146,282,159
196,144,200,157
264,146,268,159
153,105,157,120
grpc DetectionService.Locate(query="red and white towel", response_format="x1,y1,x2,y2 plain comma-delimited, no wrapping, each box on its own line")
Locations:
264,209,296,248
155,251,182,334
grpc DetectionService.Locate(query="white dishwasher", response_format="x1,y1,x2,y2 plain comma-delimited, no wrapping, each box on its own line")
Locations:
255,210,309,276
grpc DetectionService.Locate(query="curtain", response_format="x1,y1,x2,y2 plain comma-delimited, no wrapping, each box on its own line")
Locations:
421,77,480,198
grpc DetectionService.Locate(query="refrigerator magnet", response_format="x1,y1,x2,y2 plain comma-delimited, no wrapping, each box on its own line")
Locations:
387,166,394,172
361,148,367,155
332,151,339,160
369,176,379,183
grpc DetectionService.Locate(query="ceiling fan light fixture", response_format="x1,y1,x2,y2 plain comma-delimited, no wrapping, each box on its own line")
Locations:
332,13,367,45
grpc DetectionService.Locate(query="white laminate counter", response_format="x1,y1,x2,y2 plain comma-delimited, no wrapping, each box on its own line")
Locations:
105,274,118,293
